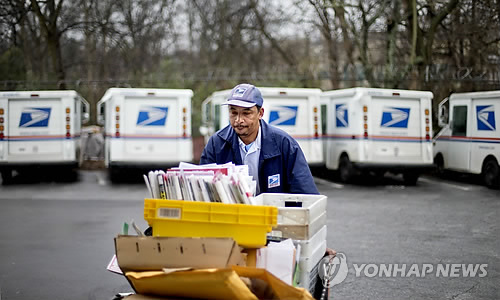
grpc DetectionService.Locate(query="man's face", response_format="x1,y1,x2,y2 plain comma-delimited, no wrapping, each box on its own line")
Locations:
229,105,264,141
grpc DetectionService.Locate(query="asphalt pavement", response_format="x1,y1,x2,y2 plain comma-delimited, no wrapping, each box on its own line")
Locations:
0,169,498,300
311,169,500,300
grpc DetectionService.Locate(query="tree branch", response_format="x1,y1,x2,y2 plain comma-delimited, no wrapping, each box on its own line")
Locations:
30,0,49,34
249,0,297,68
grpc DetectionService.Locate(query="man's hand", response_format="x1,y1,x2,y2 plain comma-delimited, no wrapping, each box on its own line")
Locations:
325,247,337,257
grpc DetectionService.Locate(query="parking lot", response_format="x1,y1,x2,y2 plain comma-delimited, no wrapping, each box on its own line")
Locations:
0,169,498,299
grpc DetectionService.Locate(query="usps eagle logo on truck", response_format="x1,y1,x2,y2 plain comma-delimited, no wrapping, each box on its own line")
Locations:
19,107,51,127
336,104,348,127
136,106,168,126
381,107,410,128
269,106,298,126
476,105,496,131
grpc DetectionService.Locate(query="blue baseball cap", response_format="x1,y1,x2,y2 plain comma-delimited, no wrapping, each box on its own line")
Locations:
221,84,263,108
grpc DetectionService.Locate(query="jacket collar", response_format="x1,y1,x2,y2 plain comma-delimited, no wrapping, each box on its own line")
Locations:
259,120,281,159
217,120,280,161
217,125,243,165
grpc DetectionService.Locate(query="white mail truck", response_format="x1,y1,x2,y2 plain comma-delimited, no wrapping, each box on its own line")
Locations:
97,88,193,180
0,90,90,183
434,90,500,189
321,87,434,184
199,87,324,165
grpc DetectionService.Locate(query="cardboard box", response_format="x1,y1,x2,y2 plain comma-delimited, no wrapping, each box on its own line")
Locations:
114,236,314,300
115,235,245,272
115,236,256,300
122,294,185,300
125,268,257,300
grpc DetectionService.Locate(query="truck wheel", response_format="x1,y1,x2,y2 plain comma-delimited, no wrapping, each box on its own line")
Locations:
64,168,79,182
339,156,354,183
109,167,121,183
482,159,500,189
403,172,419,186
434,154,445,176
1,170,12,185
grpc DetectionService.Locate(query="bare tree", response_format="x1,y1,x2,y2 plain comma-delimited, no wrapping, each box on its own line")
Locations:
347,1,392,87
305,0,342,88
189,0,253,77
305,0,392,88
1,0,499,108
93,0,118,80
403,0,459,88
79,0,96,82
249,0,298,69
30,0,67,88
114,0,176,83
0,0,29,87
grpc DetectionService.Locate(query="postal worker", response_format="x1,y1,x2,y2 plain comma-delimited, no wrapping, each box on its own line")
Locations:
200,83,319,195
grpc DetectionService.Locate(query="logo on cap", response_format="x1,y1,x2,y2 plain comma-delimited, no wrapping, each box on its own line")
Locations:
233,87,248,98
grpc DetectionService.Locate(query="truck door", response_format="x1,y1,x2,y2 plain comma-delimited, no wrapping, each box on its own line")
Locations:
370,96,423,163
8,99,63,158
123,96,178,158
469,98,498,173
263,97,313,161
448,101,471,171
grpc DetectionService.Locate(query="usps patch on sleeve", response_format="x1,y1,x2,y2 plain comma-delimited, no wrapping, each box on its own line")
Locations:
268,174,280,188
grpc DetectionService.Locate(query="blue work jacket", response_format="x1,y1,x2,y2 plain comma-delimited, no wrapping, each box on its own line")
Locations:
200,120,319,195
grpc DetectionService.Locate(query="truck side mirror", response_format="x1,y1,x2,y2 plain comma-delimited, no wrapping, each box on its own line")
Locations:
199,126,208,136
83,112,90,124
97,103,105,126
81,97,91,124
437,97,449,127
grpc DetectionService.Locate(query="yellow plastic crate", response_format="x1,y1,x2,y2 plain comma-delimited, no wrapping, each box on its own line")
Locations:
144,199,278,248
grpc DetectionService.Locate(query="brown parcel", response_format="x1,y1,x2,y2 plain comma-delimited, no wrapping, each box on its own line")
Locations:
115,235,246,272
114,236,313,300
115,236,251,299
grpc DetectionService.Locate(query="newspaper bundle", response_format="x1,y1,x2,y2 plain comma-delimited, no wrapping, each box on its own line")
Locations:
143,162,256,205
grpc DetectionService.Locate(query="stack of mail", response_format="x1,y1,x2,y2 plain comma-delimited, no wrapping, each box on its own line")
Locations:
143,162,257,204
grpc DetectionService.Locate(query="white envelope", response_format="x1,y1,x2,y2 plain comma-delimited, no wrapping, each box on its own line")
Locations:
256,239,296,285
